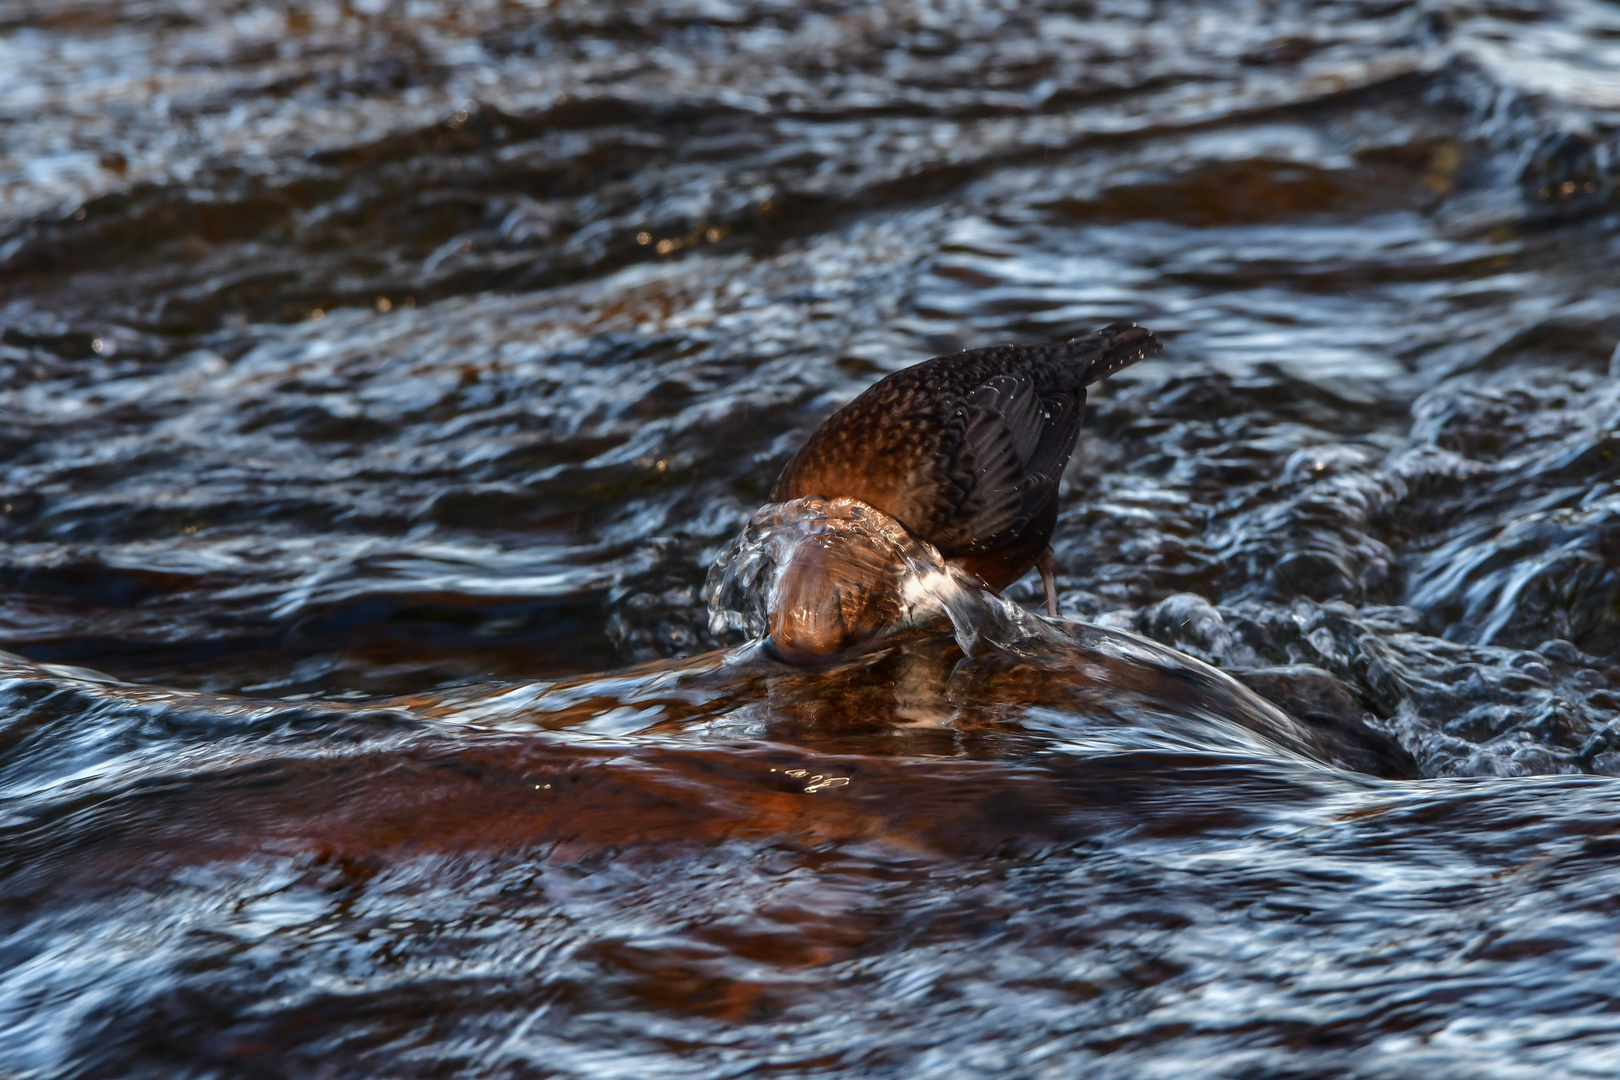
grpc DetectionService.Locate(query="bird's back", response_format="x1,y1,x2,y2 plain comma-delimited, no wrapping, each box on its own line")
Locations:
772,323,1159,570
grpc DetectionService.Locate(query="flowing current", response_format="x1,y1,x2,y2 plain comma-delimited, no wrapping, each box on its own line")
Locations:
5,1,1620,1075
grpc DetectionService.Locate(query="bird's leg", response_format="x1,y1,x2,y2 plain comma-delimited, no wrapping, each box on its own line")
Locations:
1037,547,1059,617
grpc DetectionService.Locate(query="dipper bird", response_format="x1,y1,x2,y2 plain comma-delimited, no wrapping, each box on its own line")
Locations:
769,323,1158,655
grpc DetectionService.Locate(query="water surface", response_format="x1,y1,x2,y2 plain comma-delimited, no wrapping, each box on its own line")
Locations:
4,1,1620,1075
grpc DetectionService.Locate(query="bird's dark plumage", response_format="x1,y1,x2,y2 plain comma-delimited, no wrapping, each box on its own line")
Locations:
772,323,1160,604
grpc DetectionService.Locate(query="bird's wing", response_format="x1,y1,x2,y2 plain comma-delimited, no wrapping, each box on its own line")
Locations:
925,373,1083,554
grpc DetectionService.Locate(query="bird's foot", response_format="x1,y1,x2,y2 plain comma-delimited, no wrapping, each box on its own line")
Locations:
1037,547,1059,617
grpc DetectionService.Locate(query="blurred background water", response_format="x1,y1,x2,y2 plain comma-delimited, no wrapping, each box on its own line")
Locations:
4,1,1620,1076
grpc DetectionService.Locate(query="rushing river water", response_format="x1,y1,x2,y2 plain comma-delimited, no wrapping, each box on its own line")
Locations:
5,0,1620,1076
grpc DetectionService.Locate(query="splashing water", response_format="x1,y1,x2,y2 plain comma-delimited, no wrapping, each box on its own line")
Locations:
698,495,1411,775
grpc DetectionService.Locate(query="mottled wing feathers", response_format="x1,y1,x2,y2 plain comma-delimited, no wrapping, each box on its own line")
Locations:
926,374,1081,553
933,375,1032,548
1025,392,1082,486
967,375,1042,463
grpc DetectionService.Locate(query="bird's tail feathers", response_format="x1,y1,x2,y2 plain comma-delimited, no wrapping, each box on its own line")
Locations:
1071,322,1161,387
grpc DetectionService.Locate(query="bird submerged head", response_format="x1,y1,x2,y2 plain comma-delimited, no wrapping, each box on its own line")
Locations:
765,526,907,663
706,496,1040,662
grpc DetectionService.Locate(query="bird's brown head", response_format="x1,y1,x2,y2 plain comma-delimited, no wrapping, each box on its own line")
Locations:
767,527,907,663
